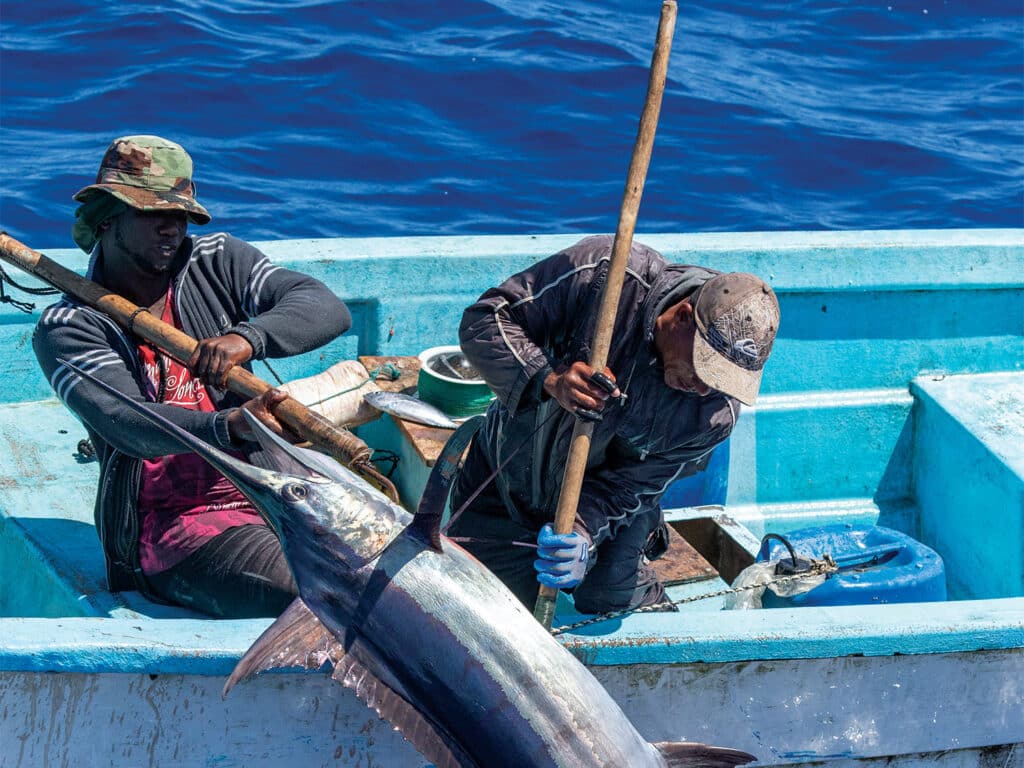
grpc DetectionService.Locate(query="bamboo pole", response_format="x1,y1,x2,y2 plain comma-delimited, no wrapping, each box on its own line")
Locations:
533,0,678,628
0,231,399,502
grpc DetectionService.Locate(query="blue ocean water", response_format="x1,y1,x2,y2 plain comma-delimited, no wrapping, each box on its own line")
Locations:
1,1,1021,250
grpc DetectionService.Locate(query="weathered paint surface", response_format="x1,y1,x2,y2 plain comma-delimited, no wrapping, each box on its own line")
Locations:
2,596,1022,676
0,671,429,768
1,650,1021,767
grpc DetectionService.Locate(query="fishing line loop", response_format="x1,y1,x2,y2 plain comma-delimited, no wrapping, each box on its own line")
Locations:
442,406,562,534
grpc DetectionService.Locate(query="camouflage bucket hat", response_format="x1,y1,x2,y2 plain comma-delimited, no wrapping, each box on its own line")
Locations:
692,272,780,406
73,135,211,224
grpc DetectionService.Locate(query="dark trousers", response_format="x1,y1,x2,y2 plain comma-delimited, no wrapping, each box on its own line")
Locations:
448,442,666,615
146,524,297,618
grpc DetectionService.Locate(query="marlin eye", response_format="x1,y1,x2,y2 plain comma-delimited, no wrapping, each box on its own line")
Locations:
283,483,308,501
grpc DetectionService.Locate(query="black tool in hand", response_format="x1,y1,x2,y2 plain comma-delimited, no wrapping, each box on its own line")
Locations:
574,371,625,422
587,371,620,398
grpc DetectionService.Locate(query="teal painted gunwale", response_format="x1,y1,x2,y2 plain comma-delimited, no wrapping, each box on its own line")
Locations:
1,229,1022,673
2,599,1022,673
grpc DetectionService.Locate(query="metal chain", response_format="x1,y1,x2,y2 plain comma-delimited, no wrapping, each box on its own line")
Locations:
550,555,838,636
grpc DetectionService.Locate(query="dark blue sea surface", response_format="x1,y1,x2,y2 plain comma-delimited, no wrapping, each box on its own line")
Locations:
1,1,1021,249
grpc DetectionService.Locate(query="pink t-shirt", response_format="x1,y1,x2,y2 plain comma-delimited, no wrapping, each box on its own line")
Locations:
136,288,265,575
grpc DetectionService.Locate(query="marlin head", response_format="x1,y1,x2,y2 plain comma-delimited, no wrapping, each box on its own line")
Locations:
59,360,404,569
225,409,406,569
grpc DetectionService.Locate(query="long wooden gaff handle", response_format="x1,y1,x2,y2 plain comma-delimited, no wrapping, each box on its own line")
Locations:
534,0,678,628
0,231,400,501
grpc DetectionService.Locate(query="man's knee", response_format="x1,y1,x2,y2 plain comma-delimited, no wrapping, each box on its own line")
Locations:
572,565,666,614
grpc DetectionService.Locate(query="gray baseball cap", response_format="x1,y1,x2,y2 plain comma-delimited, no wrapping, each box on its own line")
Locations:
692,272,780,405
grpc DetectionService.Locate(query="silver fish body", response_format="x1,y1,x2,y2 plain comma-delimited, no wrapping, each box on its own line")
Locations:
218,452,664,765
364,390,459,429
61,359,754,768
297,503,661,766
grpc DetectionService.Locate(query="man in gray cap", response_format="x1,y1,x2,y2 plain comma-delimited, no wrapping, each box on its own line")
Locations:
450,235,780,617
33,135,352,618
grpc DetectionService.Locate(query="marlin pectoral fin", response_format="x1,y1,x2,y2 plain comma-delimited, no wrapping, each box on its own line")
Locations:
413,415,484,551
223,598,338,698
330,647,477,768
226,600,475,768
653,742,757,767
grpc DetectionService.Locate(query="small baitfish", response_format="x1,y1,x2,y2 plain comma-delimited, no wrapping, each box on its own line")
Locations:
63,361,755,768
364,389,458,429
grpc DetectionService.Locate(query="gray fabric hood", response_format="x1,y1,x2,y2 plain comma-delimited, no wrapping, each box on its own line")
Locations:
639,262,722,344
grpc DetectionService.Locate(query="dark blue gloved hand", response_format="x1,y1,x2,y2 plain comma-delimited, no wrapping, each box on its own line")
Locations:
533,524,591,589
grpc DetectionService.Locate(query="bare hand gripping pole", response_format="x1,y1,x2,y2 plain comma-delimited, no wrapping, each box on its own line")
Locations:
533,0,678,628
0,231,400,502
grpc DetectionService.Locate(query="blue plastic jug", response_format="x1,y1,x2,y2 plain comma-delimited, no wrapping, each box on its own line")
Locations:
756,524,947,607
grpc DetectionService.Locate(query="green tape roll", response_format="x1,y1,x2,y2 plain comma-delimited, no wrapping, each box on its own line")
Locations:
417,345,495,418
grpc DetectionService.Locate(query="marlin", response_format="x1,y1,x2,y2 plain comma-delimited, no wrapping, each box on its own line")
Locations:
64,361,755,768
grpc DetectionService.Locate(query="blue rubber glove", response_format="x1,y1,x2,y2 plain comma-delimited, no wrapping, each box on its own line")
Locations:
533,523,591,589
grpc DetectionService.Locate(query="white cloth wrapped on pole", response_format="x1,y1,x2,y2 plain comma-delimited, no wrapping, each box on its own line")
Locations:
278,360,381,428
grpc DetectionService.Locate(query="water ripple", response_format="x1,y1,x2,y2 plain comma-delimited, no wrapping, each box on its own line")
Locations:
0,0,1020,248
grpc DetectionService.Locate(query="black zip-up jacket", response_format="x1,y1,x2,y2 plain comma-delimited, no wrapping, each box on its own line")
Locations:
32,232,351,596
458,235,739,547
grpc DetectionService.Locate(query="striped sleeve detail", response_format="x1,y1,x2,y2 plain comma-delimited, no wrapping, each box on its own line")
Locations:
243,257,281,316
190,232,228,262
507,262,599,310
39,301,137,368
38,300,79,327
52,349,124,403
491,299,528,368
495,261,600,369
494,258,650,373
506,259,651,312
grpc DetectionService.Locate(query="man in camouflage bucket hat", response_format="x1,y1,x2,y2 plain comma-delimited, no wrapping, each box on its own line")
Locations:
71,135,211,253
34,135,353,618
449,235,779,618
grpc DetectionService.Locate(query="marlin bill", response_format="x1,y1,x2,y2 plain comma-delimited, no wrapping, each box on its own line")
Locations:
62,360,755,768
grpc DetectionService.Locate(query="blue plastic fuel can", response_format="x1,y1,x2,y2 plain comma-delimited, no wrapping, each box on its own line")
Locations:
757,524,947,607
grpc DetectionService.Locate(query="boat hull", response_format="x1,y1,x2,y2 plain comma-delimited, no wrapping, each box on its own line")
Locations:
3,647,1021,767
1,229,1022,766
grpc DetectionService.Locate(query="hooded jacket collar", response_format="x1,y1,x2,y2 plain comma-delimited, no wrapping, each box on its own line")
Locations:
640,262,721,346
